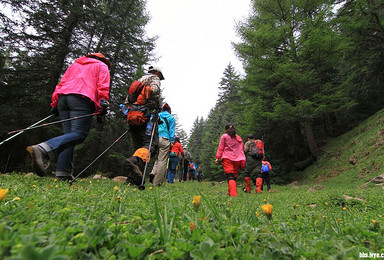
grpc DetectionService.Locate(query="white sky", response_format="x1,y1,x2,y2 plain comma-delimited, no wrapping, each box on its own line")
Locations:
145,0,251,133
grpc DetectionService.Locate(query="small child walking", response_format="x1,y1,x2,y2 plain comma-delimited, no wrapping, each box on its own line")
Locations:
257,158,272,192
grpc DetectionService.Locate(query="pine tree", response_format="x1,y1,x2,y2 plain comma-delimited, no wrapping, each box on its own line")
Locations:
235,0,354,162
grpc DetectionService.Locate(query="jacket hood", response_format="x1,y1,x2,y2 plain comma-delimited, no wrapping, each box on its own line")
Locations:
75,56,105,66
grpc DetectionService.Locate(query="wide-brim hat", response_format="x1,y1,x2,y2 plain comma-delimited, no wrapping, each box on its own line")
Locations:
86,53,111,68
148,66,164,80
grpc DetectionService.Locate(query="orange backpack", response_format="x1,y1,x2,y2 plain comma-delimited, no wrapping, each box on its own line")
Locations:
126,81,152,125
128,81,152,106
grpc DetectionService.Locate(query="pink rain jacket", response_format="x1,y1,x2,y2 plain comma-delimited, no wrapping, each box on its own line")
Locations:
51,56,110,110
216,133,246,167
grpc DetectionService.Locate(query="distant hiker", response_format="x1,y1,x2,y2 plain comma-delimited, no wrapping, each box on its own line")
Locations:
215,124,246,197
259,158,272,191
196,166,204,182
167,136,184,183
123,66,164,186
182,149,192,181
26,53,111,181
188,162,197,181
178,149,185,182
150,103,175,186
243,134,263,193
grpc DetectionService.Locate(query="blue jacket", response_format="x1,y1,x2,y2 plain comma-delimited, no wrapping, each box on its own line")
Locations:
158,111,175,141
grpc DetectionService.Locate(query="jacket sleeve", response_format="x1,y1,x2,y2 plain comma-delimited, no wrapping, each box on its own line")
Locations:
97,64,110,102
169,116,176,141
216,135,225,159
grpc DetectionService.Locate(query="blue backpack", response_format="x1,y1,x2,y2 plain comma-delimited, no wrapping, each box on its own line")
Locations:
261,163,270,173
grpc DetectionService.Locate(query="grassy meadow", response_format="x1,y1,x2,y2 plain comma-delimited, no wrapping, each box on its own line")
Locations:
0,174,383,259
1,109,384,259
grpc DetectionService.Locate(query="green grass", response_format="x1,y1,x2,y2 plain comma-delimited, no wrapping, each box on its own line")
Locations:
1,109,384,259
0,174,383,259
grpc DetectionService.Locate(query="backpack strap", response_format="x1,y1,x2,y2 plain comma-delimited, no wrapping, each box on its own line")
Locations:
163,117,170,131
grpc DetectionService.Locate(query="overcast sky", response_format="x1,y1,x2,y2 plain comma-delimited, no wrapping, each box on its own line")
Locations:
145,0,251,134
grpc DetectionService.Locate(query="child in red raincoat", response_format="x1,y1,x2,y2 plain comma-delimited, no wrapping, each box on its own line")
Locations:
215,124,246,197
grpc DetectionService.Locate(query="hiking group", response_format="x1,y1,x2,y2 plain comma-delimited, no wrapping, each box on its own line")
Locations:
25,52,204,187
25,52,269,193
215,124,272,197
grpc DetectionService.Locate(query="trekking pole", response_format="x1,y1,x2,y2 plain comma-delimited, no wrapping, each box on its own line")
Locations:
70,130,129,185
0,114,55,147
8,112,100,134
139,117,158,191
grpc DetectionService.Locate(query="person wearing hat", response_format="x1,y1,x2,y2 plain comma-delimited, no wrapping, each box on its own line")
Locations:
149,103,175,186
26,53,111,181
124,66,165,186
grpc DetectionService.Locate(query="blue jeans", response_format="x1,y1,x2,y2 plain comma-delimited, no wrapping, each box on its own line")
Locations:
39,95,94,176
167,156,178,183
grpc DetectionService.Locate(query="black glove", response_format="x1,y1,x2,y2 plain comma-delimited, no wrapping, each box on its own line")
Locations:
50,107,59,116
99,99,109,116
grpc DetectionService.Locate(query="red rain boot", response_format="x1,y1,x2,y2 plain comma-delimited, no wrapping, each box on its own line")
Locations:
256,178,263,193
244,177,251,193
228,180,238,197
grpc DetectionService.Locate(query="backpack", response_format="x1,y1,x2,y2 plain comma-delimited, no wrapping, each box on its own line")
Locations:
126,104,149,125
261,163,270,172
250,139,264,158
126,81,152,125
127,81,152,105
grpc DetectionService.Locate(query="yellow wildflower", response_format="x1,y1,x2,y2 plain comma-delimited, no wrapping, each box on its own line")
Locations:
343,207,347,211
192,195,201,212
55,185,59,189
372,219,377,226
14,197,21,201
296,204,299,208
190,222,196,232
255,211,260,218
149,186,153,190
325,202,328,206
133,188,137,192
114,186,119,192
116,196,121,201
0,188,8,201
261,204,273,220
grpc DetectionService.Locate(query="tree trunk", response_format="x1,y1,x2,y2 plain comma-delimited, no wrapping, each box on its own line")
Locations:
304,117,319,159
47,12,80,93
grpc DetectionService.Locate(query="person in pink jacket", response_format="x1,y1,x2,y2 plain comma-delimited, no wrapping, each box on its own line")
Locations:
27,53,111,181
215,124,246,197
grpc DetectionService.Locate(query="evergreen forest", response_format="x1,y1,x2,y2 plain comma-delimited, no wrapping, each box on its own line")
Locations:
1,0,384,183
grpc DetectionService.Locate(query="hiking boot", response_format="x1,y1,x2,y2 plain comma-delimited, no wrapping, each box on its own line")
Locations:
124,157,143,186
149,173,155,184
26,145,50,176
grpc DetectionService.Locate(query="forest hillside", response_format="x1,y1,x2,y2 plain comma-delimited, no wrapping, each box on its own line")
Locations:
292,107,384,187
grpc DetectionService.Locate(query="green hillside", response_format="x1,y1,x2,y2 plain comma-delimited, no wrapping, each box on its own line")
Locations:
293,108,384,187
